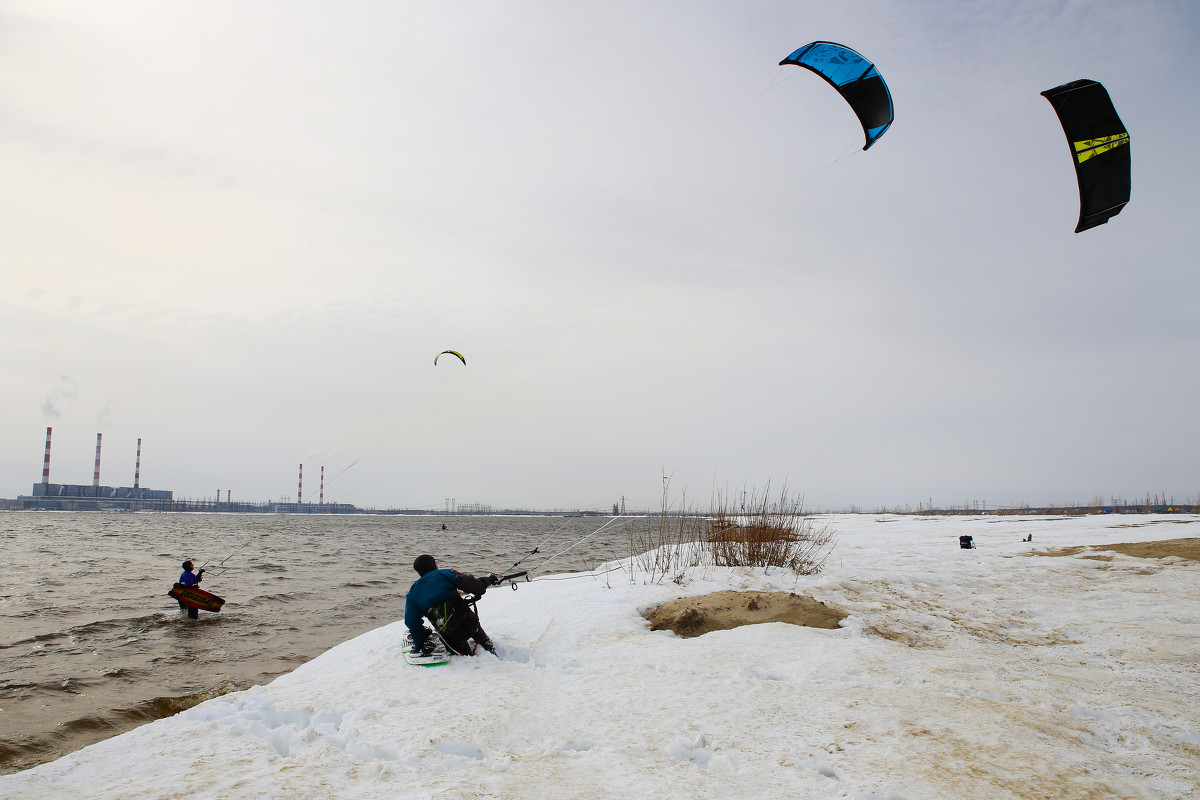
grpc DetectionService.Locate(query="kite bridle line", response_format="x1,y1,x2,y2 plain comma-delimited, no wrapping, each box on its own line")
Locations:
519,484,692,578
196,528,263,580
526,514,648,576
500,509,597,574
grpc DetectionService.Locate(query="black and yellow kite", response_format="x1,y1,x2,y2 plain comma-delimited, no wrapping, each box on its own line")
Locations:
1041,79,1130,233
434,350,466,366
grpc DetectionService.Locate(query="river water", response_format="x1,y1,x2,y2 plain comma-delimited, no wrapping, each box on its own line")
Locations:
0,511,633,774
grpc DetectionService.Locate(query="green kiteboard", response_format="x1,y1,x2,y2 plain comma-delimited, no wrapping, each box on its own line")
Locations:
402,631,450,667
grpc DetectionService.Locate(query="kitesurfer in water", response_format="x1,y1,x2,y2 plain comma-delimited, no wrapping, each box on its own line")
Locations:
176,560,205,619
405,554,498,657
179,561,205,587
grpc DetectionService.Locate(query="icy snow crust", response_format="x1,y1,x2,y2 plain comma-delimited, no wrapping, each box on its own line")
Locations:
4,514,1198,800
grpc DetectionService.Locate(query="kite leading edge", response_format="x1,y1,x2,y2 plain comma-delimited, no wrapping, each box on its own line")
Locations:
434,350,466,366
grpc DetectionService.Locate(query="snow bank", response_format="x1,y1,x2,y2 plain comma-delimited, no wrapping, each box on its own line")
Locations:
4,514,1198,800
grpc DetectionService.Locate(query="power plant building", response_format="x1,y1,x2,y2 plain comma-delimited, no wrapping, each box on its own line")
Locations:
20,428,174,511
16,428,357,513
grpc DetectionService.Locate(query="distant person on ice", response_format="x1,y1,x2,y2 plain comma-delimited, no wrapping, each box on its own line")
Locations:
176,560,205,619
405,554,497,657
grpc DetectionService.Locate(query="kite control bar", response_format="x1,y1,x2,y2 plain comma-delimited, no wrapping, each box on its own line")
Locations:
494,571,529,590
463,571,531,606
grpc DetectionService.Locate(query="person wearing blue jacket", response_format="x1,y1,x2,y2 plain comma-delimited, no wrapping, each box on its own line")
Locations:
405,554,498,656
176,560,205,619
179,561,205,587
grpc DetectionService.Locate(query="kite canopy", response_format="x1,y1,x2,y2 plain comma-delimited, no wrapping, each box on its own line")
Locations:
779,41,893,150
434,350,466,366
1041,79,1130,233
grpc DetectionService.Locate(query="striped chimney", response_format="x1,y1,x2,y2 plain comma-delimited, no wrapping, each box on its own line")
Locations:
134,438,142,489
298,463,303,504
93,433,103,487
42,427,53,484
320,465,324,505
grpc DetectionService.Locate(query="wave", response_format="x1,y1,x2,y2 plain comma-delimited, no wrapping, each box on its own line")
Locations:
340,579,392,588
0,670,144,695
0,682,243,775
246,591,312,604
0,604,68,628
1,677,89,695
1,609,199,651
65,685,241,730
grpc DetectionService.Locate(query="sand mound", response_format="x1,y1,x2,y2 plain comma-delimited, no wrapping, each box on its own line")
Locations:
1032,537,1200,562
643,590,846,638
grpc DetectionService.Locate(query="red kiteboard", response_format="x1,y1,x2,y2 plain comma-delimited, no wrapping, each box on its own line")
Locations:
168,583,226,612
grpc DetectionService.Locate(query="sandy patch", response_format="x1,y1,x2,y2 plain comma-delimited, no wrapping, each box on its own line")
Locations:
643,590,846,638
1032,537,1200,562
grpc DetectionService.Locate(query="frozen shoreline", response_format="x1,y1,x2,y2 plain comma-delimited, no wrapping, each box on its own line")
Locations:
3,514,1198,800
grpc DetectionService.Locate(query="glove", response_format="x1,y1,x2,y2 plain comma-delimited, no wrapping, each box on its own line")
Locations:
488,573,502,586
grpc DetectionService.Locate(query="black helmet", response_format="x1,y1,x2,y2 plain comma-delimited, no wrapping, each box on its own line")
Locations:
413,554,437,575
182,560,194,571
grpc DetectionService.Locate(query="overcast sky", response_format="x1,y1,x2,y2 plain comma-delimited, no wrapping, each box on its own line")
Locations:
2,1,1197,512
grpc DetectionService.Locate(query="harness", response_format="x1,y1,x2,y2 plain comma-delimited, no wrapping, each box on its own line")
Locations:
415,571,528,655
427,594,477,638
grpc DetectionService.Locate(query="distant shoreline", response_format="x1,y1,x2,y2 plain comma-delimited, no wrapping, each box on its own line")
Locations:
2,501,1197,516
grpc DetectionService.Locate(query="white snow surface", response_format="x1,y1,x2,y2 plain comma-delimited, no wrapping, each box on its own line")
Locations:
4,514,1199,800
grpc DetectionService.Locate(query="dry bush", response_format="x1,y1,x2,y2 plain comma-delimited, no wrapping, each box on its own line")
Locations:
624,482,836,582
704,485,835,574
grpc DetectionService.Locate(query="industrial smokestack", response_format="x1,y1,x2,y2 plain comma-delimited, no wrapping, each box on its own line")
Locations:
93,433,103,488
42,427,52,485
298,463,303,504
134,438,142,489
320,465,324,505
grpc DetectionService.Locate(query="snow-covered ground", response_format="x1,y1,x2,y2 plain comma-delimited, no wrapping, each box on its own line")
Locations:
4,514,1198,800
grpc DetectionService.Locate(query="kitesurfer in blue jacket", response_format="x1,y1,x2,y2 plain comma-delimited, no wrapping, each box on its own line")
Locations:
176,560,205,619
179,561,205,587
405,554,498,656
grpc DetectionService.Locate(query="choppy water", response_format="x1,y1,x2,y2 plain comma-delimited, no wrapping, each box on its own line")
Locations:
0,511,632,774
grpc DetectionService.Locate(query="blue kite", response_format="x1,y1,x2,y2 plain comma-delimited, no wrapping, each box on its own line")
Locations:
779,42,894,150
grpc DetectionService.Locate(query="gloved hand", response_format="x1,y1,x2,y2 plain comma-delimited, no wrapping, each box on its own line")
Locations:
488,573,502,586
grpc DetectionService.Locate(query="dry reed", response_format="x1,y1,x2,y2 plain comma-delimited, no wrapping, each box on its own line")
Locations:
704,485,834,574
624,482,836,583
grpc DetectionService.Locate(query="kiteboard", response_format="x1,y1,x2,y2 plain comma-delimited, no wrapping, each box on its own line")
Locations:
402,631,450,667
168,583,225,613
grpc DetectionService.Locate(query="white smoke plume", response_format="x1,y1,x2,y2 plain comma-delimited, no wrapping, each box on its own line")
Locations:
42,376,79,419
